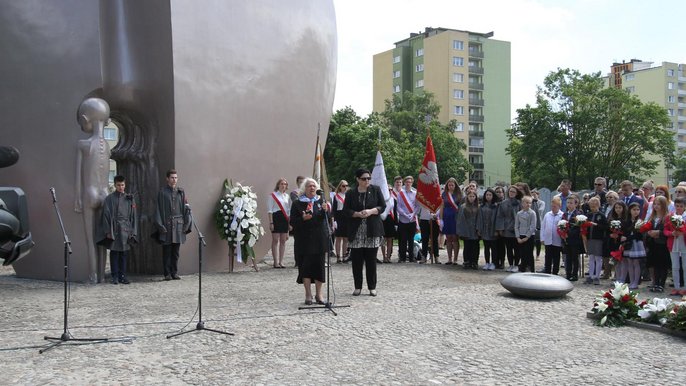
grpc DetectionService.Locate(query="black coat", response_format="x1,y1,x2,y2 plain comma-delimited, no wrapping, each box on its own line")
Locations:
343,184,387,242
290,196,328,256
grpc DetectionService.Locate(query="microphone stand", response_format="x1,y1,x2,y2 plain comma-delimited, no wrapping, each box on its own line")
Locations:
40,188,109,354
167,206,234,338
299,192,349,315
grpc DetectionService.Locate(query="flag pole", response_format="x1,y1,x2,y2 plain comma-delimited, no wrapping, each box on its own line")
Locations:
313,124,321,179
424,115,436,264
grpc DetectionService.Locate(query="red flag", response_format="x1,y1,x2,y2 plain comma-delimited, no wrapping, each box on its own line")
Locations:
416,134,443,212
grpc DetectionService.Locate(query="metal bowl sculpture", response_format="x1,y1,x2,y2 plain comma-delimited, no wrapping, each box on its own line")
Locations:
500,273,574,299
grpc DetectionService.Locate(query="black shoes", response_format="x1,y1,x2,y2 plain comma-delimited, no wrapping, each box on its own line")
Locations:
110,277,118,285
172,274,181,280
164,275,172,281
118,277,130,285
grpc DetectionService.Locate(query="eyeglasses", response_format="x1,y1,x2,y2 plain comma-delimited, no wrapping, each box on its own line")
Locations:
359,177,371,181
341,185,348,187
594,183,603,186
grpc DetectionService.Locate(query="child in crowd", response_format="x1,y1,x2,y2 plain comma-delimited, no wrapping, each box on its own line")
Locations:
584,197,607,285
477,188,499,270
540,196,563,275
514,196,537,273
456,191,480,269
607,201,630,284
493,186,507,269
643,196,670,293
563,194,584,281
624,202,647,289
664,196,686,296
495,186,522,272
441,178,461,265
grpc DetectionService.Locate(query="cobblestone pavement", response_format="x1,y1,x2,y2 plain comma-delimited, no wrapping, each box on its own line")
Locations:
1,242,685,385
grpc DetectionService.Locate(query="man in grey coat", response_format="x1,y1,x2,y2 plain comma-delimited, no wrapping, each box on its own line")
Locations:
154,169,192,281
98,175,138,284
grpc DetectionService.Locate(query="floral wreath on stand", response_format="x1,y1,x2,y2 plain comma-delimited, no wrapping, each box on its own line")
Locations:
215,179,265,272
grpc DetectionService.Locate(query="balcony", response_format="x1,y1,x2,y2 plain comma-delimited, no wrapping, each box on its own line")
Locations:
469,98,484,106
679,89,686,96
468,147,484,153
469,130,484,137
468,50,484,58
469,114,484,122
468,66,484,75
469,82,484,90
471,162,484,170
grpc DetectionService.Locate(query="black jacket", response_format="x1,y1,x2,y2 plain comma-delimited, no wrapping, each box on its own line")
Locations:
290,196,328,256
343,184,387,242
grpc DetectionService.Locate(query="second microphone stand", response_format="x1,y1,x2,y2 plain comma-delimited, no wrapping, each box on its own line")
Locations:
167,208,234,339
40,187,109,354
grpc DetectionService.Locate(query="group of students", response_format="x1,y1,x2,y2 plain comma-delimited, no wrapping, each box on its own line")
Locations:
267,174,686,297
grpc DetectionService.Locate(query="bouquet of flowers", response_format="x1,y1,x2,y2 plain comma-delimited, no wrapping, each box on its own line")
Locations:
637,298,686,331
556,219,569,239
575,214,593,237
639,219,653,233
609,220,622,235
664,304,686,331
590,282,640,327
670,214,685,232
634,219,645,231
215,179,265,264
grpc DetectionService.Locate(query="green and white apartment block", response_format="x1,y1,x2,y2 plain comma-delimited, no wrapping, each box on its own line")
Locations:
373,27,511,186
608,59,686,186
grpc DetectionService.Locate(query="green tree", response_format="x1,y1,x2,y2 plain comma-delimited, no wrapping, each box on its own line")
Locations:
509,68,673,190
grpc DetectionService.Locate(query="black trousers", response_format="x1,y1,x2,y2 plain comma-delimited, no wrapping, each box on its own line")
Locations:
351,247,378,290
565,244,581,279
504,236,518,266
517,236,535,272
162,243,181,276
483,240,496,264
110,251,128,279
649,243,671,287
495,237,506,268
463,239,480,266
544,245,562,274
398,222,416,261
420,219,439,259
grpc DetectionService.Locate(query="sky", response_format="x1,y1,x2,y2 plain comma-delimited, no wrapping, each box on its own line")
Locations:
332,0,686,121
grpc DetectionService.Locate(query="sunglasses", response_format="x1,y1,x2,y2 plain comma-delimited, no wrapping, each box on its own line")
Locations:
341,184,348,187
359,177,371,181
594,183,603,186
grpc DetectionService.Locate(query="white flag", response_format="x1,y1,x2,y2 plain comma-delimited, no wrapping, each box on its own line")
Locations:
313,142,321,185
371,150,393,220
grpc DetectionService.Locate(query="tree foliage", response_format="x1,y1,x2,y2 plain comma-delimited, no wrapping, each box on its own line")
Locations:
508,68,673,190
324,92,471,185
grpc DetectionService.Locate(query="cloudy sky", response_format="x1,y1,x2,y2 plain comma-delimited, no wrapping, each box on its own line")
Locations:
332,0,686,121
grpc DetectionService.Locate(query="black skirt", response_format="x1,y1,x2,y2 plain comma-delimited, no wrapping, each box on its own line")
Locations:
296,252,326,284
272,211,289,233
383,215,398,238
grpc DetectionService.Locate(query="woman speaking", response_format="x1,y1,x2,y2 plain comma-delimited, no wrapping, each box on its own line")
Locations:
290,178,329,305
344,168,386,296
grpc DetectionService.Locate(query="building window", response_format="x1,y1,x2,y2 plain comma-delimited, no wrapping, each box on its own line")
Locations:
454,122,464,132
393,70,400,78
416,48,423,57
416,79,424,88
452,56,464,67
626,86,635,93
393,84,400,93
469,137,484,147
668,95,675,103
453,106,464,115
453,89,464,99
393,55,400,64
416,63,424,72
625,74,635,81
453,73,464,83
104,127,118,140
668,109,675,116
668,69,675,76
668,82,674,90
453,40,464,50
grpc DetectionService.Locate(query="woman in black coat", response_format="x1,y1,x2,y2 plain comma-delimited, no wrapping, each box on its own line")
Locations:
290,177,329,305
344,168,386,296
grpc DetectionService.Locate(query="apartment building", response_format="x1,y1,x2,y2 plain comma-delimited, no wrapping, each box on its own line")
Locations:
373,27,511,186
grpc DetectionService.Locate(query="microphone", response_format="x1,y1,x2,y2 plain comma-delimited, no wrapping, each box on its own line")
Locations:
316,189,324,196
50,187,57,203
0,146,19,169
185,203,191,211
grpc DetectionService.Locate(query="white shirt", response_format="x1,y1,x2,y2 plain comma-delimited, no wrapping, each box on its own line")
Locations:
540,210,563,247
268,191,290,214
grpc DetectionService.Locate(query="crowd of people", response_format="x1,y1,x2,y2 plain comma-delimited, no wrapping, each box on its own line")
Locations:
269,173,686,303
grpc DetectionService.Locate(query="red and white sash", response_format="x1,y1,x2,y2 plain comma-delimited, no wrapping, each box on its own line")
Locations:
335,193,345,211
398,190,414,215
445,193,459,210
271,192,290,222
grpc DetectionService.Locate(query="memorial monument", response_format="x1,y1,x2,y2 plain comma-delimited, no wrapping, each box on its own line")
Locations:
0,0,337,281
